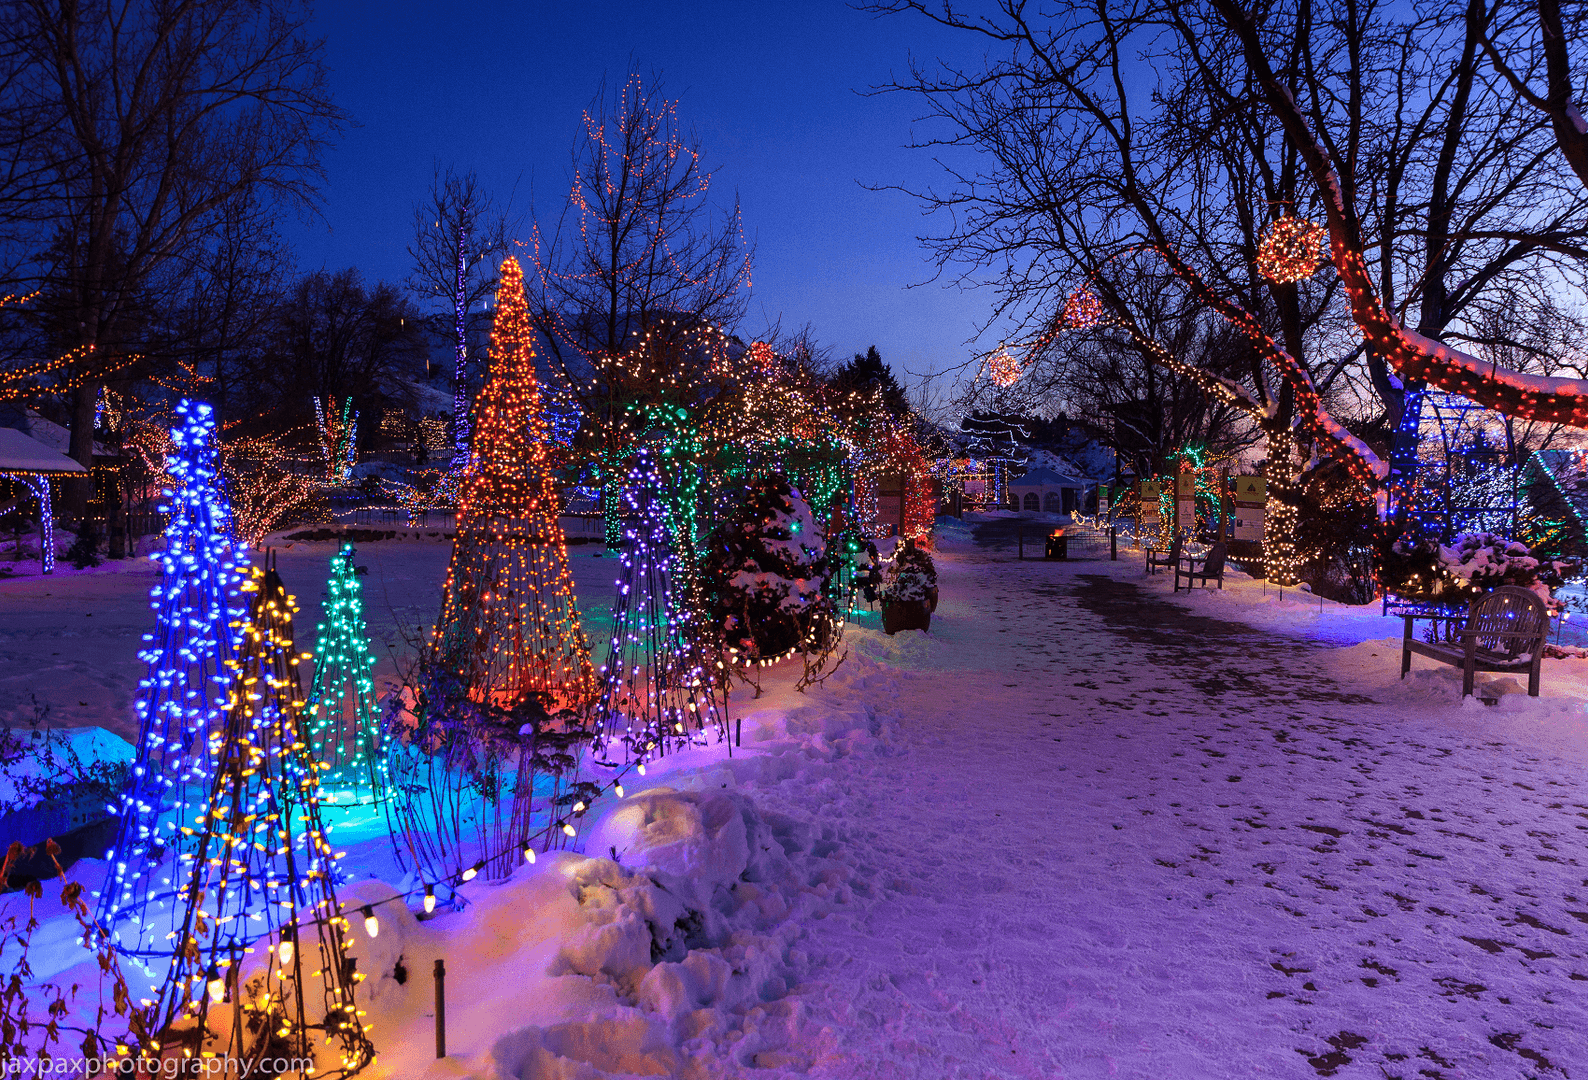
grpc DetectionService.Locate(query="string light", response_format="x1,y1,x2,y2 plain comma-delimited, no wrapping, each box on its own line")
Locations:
427,255,597,711
313,397,359,483
388,256,600,891
1061,287,1103,329
306,544,385,805
987,349,1024,387
135,561,374,1075
98,400,250,952
591,449,729,773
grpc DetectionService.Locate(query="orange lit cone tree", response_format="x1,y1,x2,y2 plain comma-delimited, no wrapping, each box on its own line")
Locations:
388,257,600,892
142,562,374,1076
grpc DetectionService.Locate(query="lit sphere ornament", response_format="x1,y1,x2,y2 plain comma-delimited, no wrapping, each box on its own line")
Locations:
1062,288,1103,329
1256,215,1327,283
988,349,1024,387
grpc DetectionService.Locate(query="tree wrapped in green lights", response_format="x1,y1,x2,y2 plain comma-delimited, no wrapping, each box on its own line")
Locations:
306,544,384,804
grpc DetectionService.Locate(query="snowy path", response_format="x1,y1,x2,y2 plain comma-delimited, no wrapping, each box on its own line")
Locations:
754,552,1588,1079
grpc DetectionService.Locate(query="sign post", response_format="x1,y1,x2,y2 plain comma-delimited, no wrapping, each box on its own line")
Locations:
1175,472,1196,538
1232,475,1267,543
1138,479,1161,545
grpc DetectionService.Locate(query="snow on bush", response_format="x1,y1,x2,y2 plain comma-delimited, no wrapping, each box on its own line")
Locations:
881,538,937,603
1438,531,1563,606
703,475,834,659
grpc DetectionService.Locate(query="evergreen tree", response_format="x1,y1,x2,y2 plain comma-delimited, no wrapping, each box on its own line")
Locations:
702,475,834,662
831,345,909,417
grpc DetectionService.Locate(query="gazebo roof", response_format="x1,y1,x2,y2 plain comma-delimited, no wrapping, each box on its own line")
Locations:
1010,465,1083,488
0,426,88,475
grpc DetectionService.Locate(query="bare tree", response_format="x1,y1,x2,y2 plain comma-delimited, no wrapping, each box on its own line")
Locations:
408,164,515,464
0,0,345,510
526,70,752,369
523,70,752,536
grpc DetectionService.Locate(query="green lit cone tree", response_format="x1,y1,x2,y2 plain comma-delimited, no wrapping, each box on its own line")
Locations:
306,544,384,805
140,563,374,1077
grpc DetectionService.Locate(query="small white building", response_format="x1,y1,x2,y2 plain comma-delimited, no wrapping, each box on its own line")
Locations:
1008,465,1086,514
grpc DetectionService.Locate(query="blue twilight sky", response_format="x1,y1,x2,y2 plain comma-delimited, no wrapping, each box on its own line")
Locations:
280,0,1001,399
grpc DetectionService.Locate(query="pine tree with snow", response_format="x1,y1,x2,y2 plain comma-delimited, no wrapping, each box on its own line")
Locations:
882,537,938,603
703,474,835,663
98,399,250,945
306,543,384,804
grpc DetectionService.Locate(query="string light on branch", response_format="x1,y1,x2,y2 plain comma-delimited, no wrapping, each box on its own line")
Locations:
1256,215,1326,284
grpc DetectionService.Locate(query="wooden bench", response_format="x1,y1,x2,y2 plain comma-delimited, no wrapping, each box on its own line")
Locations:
1400,586,1548,698
1144,533,1182,576
1174,541,1226,592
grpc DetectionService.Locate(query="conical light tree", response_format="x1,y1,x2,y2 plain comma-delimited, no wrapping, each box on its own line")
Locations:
387,256,600,891
592,449,728,771
427,254,596,709
98,399,250,950
139,562,374,1076
305,544,384,804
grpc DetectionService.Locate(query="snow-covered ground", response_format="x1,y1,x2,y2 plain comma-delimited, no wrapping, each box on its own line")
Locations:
1,520,1586,1077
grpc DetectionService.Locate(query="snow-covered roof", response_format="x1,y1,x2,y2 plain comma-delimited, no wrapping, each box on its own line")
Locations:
1009,465,1085,489
0,426,88,474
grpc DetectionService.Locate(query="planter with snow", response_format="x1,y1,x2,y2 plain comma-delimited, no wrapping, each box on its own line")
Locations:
880,539,938,634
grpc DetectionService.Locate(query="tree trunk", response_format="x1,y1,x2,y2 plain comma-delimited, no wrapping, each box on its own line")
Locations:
64,384,99,518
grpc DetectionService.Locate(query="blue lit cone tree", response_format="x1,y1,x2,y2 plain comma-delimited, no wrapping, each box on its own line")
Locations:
592,449,729,773
142,563,374,1076
305,544,384,805
388,257,599,889
98,400,250,953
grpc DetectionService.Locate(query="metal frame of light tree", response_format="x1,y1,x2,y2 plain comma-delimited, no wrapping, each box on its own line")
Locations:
306,544,385,805
98,400,251,954
388,255,598,889
137,561,374,1076
592,449,729,772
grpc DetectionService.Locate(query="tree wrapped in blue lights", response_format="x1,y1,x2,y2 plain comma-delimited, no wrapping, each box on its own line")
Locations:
98,399,250,950
306,544,384,804
138,563,374,1075
592,450,729,771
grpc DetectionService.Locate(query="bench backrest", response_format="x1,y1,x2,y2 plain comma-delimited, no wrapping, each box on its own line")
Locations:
1202,542,1227,577
1169,533,1184,561
1465,586,1549,657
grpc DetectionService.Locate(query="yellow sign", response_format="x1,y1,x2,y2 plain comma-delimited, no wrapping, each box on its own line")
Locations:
1176,473,1196,497
1139,480,1161,501
1233,476,1267,503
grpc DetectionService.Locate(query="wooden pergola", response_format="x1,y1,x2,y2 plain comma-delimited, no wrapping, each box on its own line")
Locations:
0,426,87,574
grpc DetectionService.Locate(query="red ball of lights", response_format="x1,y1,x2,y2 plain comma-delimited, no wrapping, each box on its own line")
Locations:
988,349,1024,387
1256,215,1327,284
1062,288,1103,329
